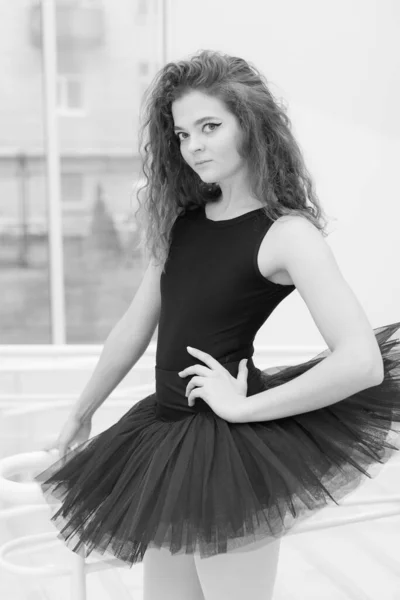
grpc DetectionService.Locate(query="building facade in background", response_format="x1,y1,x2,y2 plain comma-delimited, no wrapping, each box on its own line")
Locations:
0,0,165,343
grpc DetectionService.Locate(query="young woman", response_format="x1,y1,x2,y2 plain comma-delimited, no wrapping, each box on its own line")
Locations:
36,50,400,600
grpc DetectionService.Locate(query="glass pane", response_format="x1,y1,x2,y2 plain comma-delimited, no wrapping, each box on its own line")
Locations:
0,0,164,344
0,4,51,343
57,0,164,343
66,78,83,109
61,173,83,204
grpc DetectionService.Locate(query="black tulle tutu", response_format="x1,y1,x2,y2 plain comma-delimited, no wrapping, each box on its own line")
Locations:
34,322,400,565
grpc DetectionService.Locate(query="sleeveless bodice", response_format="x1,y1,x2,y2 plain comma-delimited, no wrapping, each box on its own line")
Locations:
154,205,296,420
156,205,295,371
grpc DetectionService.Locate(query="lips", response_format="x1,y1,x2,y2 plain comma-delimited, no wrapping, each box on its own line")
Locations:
195,160,211,166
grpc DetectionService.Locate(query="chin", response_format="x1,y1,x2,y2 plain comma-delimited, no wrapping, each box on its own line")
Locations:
199,172,218,183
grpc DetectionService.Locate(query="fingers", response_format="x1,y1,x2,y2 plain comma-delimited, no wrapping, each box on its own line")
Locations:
42,441,67,457
186,346,221,370
179,364,210,378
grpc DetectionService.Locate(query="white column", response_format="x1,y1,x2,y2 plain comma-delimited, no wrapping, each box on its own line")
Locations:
161,0,168,63
153,0,168,69
41,0,66,344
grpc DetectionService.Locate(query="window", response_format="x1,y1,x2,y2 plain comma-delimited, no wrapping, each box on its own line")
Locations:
138,61,150,76
61,173,84,205
57,74,85,114
137,0,149,16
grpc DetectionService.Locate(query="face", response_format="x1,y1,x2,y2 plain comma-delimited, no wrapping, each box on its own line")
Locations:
171,90,247,185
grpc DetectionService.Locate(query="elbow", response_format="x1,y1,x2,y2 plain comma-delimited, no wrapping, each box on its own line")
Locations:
369,359,385,385
338,343,384,386
339,334,384,386
359,353,385,386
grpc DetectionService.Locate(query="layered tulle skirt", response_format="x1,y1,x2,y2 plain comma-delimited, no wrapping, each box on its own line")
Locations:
34,322,400,566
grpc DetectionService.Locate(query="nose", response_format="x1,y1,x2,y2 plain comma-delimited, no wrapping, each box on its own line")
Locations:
187,134,205,154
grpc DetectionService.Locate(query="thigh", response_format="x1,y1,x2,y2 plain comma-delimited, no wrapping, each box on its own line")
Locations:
143,544,205,600
194,537,282,600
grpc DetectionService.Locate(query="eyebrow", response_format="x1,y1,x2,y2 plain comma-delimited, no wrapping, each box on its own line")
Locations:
173,116,220,131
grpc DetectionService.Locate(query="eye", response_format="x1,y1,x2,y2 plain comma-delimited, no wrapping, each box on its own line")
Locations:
176,131,189,141
175,122,221,142
203,122,220,133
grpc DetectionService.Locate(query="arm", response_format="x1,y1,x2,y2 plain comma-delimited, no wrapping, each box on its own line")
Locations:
241,216,384,423
71,257,163,424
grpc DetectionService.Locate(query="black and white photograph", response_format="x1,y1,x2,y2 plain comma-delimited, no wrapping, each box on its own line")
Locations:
0,1,399,599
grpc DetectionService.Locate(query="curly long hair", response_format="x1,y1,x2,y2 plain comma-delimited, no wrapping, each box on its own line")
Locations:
133,49,332,271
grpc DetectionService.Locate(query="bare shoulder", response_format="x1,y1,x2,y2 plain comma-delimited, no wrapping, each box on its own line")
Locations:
258,214,325,285
277,212,324,237
270,213,322,237
271,214,331,271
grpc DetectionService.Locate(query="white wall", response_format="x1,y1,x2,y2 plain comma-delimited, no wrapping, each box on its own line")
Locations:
165,0,400,348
